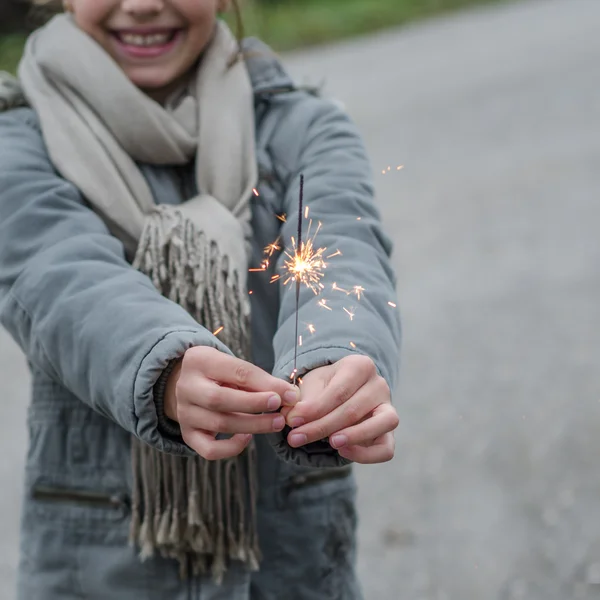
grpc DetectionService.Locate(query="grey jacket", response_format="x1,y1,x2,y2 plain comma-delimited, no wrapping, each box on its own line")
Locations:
0,40,401,600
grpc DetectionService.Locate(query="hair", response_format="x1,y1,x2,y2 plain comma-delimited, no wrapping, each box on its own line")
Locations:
29,0,245,45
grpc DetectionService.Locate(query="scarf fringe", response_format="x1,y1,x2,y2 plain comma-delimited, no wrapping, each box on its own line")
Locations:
130,206,258,583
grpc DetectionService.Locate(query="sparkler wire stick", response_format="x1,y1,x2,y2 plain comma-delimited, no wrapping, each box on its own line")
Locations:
292,174,304,384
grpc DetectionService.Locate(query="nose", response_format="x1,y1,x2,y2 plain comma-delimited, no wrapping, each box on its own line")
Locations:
120,0,165,17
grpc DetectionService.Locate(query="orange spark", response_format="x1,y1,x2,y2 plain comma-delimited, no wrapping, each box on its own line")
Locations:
332,282,349,294
308,324,316,334
318,299,332,311
326,250,342,259
282,225,327,295
299,335,303,347
352,285,365,300
350,342,356,349
252,188,260,197
276,213,287,223
264,237,281,257
343,307,355,321
213,326,224,336
304,206,309,219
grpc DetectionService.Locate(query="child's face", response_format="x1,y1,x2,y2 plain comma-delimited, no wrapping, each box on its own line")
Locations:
70,0,227,101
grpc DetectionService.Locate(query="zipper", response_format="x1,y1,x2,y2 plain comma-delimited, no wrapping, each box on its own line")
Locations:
32,486,129,511
285,465,353,491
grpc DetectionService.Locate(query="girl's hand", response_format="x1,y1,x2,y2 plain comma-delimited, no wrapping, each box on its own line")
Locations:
165,347,299,461
283,355,399,464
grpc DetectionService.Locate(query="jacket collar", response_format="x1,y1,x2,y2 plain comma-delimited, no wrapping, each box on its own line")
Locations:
242,38,297,96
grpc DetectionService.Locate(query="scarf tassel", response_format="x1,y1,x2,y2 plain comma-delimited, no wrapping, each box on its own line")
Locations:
129,207,259,583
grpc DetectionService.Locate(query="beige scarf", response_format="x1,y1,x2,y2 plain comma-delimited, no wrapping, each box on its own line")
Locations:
19,15,259,582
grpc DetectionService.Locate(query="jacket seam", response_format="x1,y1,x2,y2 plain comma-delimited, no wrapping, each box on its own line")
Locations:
5,287,62,383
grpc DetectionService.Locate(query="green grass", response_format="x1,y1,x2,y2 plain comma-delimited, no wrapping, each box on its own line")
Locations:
0,34,27,74
239,0,504,51
0,0,505,74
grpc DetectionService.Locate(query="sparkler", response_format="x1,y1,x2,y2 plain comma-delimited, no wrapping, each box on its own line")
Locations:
249,176,383,380
291,175,304,384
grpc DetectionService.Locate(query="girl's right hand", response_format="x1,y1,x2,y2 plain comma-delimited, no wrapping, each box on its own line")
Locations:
164,347,299,460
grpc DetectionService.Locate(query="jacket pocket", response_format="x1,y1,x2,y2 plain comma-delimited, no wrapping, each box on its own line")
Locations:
31,486,130,515
284,465,353,491
279,465,354,509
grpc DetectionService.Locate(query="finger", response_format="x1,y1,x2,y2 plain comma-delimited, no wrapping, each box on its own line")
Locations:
287,378,383,447
185,347,298,403
189,381,284,414
338,433,396,464
183,430,252,461
329,403,399,449
184,405,286,435
287,355,377,425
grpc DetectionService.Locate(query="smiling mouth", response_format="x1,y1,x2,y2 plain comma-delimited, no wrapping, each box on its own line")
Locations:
113,30,179,47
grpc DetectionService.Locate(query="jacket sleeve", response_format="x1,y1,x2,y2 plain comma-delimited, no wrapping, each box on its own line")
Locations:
0,109,229,455
267,95,402,466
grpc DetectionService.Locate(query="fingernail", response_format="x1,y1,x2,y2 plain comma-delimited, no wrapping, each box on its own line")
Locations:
273,415,286,431
284,390,299,405
267,395,281,411
331,434,348,449
289,417,305,428
289,433,307,447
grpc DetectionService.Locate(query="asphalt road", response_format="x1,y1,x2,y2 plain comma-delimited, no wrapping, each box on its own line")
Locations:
1,0,599,598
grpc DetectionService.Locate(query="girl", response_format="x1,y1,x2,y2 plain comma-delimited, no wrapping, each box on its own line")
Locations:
0,1,401,598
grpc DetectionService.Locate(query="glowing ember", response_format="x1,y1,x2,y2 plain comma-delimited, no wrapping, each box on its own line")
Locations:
213,326,224,336
350,342,356,349
264,238,281,257
318,299,332,311
281,226,327,295
352,285,365,300
252,188,260,197
276,213,287,223
332,282,349,294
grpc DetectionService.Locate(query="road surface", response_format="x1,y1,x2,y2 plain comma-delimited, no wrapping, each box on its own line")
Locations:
1,0,599,597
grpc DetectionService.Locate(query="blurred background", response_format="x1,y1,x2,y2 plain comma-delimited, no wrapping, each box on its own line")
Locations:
1,0,599,598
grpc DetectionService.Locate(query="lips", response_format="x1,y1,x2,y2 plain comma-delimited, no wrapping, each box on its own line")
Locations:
110,28,183,59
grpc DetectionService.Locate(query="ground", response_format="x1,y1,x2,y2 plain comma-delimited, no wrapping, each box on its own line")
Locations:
1,0,599,598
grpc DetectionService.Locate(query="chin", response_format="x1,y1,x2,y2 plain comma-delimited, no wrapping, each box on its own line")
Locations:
125,67,181,94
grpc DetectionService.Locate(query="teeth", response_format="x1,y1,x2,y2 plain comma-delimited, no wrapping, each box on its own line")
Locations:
120,33,171,47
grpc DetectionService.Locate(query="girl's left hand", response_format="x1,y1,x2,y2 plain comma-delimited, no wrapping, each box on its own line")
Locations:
283,355,399,464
